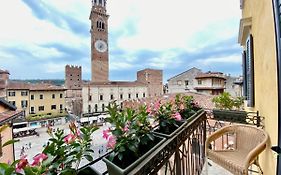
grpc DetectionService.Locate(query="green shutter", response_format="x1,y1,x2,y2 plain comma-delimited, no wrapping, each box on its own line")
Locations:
246,34,254,107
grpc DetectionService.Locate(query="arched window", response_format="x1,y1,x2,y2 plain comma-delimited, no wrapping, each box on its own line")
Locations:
99,0,102,5
96,21,99,28
102,23,105,29
94,0,97,4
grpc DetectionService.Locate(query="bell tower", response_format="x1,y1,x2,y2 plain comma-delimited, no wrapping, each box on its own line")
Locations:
90,0,109,82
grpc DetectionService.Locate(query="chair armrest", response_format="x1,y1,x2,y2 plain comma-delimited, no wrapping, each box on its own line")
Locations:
244,134,268,168
205,125,235,152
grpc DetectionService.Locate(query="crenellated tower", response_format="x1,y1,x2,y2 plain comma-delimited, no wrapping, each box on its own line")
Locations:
90,0,109,82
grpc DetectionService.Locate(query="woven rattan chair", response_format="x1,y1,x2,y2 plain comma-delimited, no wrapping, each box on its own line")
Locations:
205,124,268,175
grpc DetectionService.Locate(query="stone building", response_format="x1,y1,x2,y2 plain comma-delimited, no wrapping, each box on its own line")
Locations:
167,67,202,94
137,69,163,97
0,70,9,98
82,0,163,114
65,65,82,116
194,71,226,95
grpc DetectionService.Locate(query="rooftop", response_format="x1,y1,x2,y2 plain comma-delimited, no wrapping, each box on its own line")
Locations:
84,81,147,87
6,81,66,91
195,71,226,80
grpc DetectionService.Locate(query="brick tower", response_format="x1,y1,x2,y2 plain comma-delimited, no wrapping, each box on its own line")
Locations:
90,0,109,82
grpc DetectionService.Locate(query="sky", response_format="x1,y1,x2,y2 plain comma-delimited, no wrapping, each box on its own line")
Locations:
0,0,242,82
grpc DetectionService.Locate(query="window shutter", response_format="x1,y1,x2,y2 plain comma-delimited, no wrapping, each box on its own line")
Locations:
242,51,247,98
246,34,254,107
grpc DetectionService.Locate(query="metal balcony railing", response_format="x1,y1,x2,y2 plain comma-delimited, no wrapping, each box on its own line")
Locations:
79,110,207,175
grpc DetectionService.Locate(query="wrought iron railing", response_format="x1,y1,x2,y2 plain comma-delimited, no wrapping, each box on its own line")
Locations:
79,110,207,175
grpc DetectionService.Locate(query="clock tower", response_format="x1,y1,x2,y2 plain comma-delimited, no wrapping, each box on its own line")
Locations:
90,0,109,82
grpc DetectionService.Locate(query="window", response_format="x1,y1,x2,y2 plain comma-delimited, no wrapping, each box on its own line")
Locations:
143,93,146,98
51,105,56,110
102,104,105,112
242,34,255,107
128,93,131,99
21,100,28,108
60,104,63,110
177,80,182,85
30,107,35,114
136,93,139,98
38,106,44,111
9,101,15,106
198,80,202,85
95,104,98,112
120,94,123,100
99,95,103,101
88,105,91,113
40,94,43,99
8,91,15,96
89,95,92,101
60,93,63,98
21,91,28,96
110,94,114,100
185,80,189,86
52,94,55,99
31,94,34,100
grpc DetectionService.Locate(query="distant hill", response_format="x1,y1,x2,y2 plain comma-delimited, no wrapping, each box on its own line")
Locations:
11,79,65,86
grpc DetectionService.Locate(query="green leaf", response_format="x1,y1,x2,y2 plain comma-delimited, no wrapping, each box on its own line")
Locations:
24,166,37,175
108,152,115,161
147,133,155,141
118,153,123,160
2,139,19,148
128,144,137,153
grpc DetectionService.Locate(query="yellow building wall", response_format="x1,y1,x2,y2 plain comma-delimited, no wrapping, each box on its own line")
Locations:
242,0,278,174
29,90,65,115
0,126,14,163
6,90,29,115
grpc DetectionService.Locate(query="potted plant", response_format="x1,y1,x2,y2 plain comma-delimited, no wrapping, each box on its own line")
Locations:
212,92,246,123
102,102,165,175
174,94,202,119
0,122,98,175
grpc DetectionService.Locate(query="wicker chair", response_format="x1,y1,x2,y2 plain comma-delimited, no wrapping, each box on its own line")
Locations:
205,124,268,175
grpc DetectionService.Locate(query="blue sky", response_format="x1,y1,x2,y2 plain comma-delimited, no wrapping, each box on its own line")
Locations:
0,0,241,82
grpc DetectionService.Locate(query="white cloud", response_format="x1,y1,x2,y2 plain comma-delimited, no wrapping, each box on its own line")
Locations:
110,62,134,70
195,54,241,65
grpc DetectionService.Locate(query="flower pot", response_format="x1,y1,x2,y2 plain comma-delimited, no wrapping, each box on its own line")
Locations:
153,109,204,138
103,135,166,175
78,166,101,175
212,109,247,124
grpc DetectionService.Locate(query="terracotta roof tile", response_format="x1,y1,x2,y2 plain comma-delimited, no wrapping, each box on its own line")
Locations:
0,110,23,124
195,72,226,79
6,82,66,91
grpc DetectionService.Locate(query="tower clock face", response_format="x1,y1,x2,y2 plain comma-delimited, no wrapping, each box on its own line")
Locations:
95,40,107,53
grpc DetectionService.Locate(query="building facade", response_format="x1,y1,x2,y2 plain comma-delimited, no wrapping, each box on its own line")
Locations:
137,69,163,97
0,70,9,98
65,65,83,116
194,72,226,95
6,82,66,117
238,0,281,174
82,81,147,113
167,67,202,94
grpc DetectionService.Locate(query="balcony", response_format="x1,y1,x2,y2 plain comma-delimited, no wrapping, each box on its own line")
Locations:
79,110,207,175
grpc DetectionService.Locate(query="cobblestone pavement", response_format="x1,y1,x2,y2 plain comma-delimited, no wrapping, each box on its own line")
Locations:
14,122,109,168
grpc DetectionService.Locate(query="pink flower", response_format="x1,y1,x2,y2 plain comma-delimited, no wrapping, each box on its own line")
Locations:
64,133,76,144
107,135,116,149
31,153,48,166
103,128,111,140
172,112,182,121
154,100,161,111
122,124,129,132
146,106,152,114
16,156,29,173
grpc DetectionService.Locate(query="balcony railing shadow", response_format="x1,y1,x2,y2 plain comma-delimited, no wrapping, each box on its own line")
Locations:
79,110,207,175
